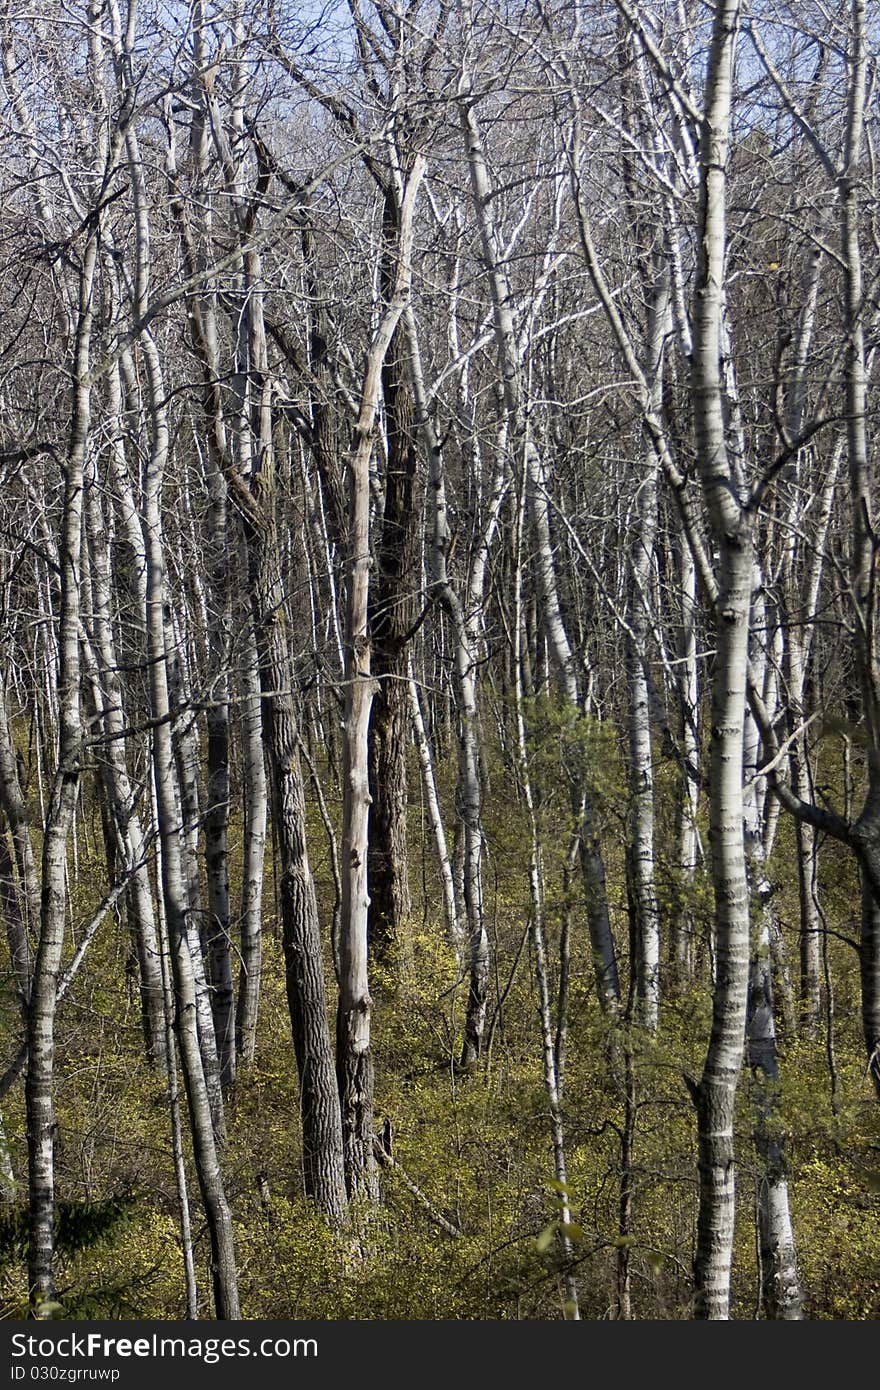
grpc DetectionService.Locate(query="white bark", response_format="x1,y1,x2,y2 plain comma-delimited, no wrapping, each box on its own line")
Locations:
235,608,267,1067
109,0,239,1311
688,0,752,1320
337,154,424,1197
407,660,463,959
25,181,96,1318
82,450,165,1065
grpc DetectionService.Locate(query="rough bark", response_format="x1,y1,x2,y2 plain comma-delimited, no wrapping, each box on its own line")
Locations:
367,191,419,968
244,452,348,1223
747,933,804,1318
337,156,424,1198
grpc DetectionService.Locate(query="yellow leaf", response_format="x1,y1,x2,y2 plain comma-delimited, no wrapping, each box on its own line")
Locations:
536,1223,557,1254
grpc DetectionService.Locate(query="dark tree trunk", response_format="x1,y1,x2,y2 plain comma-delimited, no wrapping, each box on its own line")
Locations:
367,290,418,968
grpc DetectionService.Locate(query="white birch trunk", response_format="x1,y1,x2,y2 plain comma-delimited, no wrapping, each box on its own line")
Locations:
82,452,166,1065
688,0,753,1320
674,536,700,983
235,608,267,1067
108,0,239,1310
407,660,462,958
25,215,96,1314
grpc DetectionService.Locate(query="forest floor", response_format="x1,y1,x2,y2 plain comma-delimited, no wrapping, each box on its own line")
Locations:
1,740,878,1320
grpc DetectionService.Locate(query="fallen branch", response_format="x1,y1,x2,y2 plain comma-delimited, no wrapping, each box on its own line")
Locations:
373,1133,463,1238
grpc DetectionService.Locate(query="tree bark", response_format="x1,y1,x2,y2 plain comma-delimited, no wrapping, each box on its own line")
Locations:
110,3,240,1308
235,609,267,1067
337,155,424,1198
367,192,420,969
688,0,753,1321
25,210,96,1311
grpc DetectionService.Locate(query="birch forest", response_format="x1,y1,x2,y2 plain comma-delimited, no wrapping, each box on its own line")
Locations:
0,0,879,1323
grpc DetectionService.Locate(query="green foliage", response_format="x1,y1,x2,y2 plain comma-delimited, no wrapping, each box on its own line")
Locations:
0,726,877,1320
520,694,627,820
0,1195,136,1269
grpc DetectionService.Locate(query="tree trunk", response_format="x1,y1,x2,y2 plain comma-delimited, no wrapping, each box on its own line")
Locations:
235,608,267,1067
26,221,95,1312
689,0,752,1321
626,268,668,1030
109,11,240,1307
337,157,424,1197
407,662,462,958
203,461,235,1093
747,931,804,1318
673,537,700,984
83,451,166,1065
0,685,40,986
367,192,419,968
245,498,349,1221
140,371,240,1319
